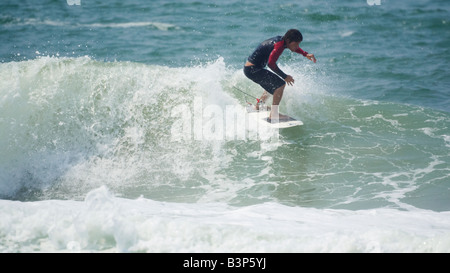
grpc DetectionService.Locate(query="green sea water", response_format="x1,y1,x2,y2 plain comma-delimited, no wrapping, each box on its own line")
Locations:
0,0,449,252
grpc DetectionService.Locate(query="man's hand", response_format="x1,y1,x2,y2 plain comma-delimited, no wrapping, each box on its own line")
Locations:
306,53,317,63
285,75,295,86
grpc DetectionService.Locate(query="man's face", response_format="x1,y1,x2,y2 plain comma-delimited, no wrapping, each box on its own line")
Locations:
287,41,301,52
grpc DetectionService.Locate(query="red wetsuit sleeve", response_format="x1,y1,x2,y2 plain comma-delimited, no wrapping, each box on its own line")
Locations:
296,47,308,57
267,40,288,79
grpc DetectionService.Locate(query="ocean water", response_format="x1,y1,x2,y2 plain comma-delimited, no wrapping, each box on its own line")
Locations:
1,0,449,253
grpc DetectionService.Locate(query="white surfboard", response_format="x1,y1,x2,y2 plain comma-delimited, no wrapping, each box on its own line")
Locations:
247,107,303,129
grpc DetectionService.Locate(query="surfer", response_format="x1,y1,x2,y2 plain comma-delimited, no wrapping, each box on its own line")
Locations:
244,29,316,121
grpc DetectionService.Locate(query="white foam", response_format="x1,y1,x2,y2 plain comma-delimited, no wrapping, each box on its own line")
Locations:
340,31,355,37
84,22,179,31
1,187,449,253
444,135,450,148
366,113,400,127
16,19,178,31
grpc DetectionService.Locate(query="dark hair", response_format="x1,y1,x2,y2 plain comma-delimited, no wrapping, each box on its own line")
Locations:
283,29,303,43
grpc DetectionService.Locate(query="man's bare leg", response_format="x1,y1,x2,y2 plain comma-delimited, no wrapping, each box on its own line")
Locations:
255,91,270,111
270,84,289,121
260,91,269,104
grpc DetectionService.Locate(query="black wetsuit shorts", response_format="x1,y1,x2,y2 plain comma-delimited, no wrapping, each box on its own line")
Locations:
243,66,285,95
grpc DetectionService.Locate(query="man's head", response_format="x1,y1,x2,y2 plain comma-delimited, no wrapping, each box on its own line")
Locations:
283,29,303,52
283,29,303,43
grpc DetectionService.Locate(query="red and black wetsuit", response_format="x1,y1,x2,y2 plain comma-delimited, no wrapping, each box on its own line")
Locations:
244,36,308,94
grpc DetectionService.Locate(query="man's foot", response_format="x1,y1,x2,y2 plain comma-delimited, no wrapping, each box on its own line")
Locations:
263,105,271,111
255,103,270,111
